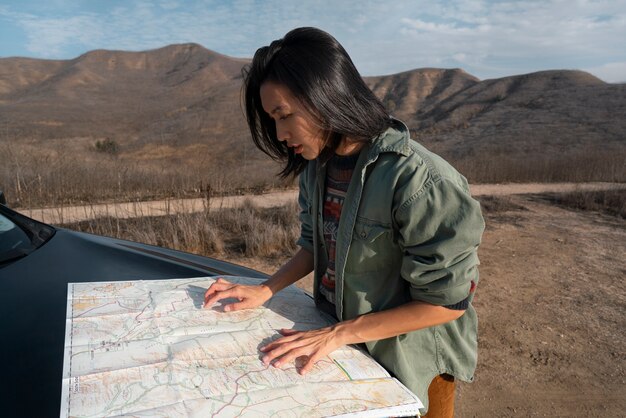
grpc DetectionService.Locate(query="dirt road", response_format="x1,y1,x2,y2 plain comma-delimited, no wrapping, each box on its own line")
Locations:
23,182,626,224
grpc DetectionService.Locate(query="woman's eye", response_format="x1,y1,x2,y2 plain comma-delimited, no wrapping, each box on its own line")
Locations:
279,114,291,121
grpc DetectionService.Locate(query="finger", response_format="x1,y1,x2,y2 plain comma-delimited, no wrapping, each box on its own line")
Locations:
279,328,300,336
259,339,290,358
223,299,254,312
259,332,301,352
204,281,232,300
259,340,278,352
203,289,225,307
205,277,232,293
259,340,281,352
203,288,237,307
261,340,303,365
298,353,320,375
273,347,309,369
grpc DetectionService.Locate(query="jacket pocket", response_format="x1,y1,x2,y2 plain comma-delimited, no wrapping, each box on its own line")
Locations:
353,221,390,242
347,220,397,274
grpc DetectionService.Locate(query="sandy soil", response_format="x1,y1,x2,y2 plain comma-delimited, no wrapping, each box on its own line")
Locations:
230,192,626,417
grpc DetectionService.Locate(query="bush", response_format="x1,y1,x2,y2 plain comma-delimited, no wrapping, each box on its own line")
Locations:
94,138,119,155
546,189,626,219
63,200,300,258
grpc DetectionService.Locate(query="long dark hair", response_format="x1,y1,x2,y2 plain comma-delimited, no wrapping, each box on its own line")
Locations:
243,27,391,178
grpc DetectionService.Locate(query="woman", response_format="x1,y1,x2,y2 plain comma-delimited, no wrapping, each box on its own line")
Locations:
204,27,484,417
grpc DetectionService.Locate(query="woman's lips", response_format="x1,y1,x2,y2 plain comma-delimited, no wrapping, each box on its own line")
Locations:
290,144,303,154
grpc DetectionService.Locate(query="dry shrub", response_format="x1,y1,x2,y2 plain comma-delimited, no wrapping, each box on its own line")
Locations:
213,199,299,257
63,200,300,259
2,133,623,210
0,139,284,208
545,188,626,218
478,196,527,214
453,149,625,184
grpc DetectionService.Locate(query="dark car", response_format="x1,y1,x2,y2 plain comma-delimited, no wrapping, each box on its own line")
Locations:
0,193,267,417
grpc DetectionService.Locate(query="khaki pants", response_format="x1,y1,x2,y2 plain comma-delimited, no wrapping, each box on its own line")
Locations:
422,374,455,418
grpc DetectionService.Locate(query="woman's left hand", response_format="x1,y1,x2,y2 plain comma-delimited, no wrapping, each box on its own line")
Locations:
259,326,345,375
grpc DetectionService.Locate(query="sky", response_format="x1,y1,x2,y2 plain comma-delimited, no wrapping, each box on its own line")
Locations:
0,0,625,82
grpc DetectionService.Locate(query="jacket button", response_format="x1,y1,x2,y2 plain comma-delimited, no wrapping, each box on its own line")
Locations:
360,232,367,238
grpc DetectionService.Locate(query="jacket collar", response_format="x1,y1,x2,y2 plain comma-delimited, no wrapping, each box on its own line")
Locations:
314,118,411,178
366,118,412,160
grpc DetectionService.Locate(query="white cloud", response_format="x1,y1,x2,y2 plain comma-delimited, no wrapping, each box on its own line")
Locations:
584,62,626,83
384,0,626,78
1,0,625,80
401,18,470,34
2,10,103,57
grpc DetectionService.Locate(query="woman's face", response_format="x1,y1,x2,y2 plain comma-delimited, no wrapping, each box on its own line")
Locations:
260,81,325,160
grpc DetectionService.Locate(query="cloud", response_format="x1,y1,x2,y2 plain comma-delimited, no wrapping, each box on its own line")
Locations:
383,0,626,78
401,18,471,34
584,62,626,83
0,8,103,57
0,0,625,80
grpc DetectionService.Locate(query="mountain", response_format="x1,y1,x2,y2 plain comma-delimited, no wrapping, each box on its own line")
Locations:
365,67,480,121
365,68,625,159
1,44,624,184
0,44,247,143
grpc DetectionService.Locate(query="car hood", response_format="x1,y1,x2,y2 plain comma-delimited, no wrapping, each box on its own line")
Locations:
0,228,266,416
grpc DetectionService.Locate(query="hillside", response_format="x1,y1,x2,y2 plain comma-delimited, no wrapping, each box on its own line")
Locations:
2,45,625,150
0,44,248,142
0,44,624,205
412,70,625,156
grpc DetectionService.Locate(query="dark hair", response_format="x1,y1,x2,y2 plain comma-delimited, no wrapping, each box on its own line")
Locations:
243,27,391,178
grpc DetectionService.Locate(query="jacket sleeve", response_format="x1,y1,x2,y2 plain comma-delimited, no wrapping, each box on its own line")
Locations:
296,170,314,253
394,177,484,307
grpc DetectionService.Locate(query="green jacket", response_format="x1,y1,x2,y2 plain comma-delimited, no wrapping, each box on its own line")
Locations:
296,119,484,412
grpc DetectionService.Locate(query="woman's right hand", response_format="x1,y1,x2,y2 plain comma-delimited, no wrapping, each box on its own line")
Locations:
203,278,273,312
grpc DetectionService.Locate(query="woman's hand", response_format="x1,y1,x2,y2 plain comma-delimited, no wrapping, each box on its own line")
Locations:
203,278,273,311
259,326,345,375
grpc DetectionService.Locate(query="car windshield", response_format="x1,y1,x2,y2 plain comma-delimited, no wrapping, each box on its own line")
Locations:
0,214,32,259
0,206,55,265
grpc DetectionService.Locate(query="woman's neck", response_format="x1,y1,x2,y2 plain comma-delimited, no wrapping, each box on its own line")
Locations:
335,138,363,156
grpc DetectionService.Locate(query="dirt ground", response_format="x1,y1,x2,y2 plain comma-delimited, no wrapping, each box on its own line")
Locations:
231,192,626,417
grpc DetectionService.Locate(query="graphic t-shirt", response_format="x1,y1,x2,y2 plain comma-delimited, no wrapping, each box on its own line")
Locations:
319,153,359,308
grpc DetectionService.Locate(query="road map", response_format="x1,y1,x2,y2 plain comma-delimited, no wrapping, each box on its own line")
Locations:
61,276,423,417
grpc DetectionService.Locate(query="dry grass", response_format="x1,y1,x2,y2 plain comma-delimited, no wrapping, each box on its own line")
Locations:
540,188,626,219
0,139,287,208
476,195,528,213
63,199,300,259
56,189,626,262
2,134,624,210
475,191,626,233
452,149,625,184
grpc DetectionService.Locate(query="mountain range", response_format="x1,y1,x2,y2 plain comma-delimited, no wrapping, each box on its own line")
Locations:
1,43,624,181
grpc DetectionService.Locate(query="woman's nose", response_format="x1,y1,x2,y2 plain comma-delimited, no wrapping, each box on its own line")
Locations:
276,124,290,142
